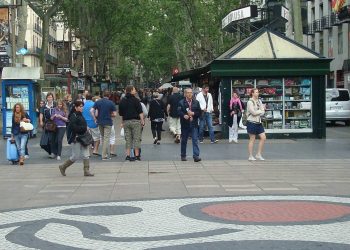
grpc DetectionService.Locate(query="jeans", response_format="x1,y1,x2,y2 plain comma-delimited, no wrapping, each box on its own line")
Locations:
151,121,163,140
199,112,215,142
181,126,200,158
99,125,112,158
14,133,29,157
69,142,90,162
55,127,66,156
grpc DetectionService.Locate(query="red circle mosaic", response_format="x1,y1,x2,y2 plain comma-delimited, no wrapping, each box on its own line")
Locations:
201,201,350,223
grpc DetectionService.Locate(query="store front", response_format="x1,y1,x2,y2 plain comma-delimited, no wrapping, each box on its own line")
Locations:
174,28,331,139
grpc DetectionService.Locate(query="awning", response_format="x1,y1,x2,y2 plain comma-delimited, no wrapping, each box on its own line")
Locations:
1,67,44,80
171,64,211,82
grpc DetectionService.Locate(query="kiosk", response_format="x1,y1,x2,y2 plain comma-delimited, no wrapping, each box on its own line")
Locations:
1,67,44,138
172,28,331,138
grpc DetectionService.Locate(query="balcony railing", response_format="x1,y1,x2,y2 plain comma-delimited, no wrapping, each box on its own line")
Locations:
25,47,58,64
33,23,42,34
304,13,341,34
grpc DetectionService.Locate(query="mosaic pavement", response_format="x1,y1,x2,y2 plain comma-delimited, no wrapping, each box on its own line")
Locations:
1,195,350,249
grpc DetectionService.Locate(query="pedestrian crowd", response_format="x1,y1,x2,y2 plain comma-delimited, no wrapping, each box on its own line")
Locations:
10,84,267,176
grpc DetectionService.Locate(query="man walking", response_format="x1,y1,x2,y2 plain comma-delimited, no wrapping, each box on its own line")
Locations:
196,85,218,144
178,88,201,162
167,87,183,143
83,94,101,156
119,85,145,161
90,91,117,160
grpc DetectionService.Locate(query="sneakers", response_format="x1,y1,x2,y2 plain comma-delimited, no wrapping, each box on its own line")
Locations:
199,141,204,144
181,157,187,161
135,156,141,161
49,153,56,159
194,157,202,162
233,139,238,143
255,154,265,161
57,156,61,161
153,138,158,144
211,139,219,144
24,155,30,159
102,157,112,161
248,156,256,161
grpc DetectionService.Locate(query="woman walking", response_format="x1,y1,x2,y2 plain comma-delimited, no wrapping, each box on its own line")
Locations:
228,91,244,143
58,100,94,177
11,103,31,165
148,92,165,145
51,100,69,160
40,93,56,157
246,88,266,161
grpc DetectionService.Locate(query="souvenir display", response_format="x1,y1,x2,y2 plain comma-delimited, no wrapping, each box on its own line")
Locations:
231,77,312,131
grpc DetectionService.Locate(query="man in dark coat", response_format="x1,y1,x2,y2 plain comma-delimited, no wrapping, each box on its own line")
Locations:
177,88,201,162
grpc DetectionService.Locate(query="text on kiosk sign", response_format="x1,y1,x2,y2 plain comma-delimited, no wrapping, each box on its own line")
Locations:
222,6,256,30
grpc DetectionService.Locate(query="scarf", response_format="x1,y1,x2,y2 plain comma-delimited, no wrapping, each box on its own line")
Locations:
229,97,243,111
14,112,22,124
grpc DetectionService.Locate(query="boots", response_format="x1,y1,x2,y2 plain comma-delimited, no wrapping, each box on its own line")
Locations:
59,159,74,176
19,156,24,166
83,159,94,177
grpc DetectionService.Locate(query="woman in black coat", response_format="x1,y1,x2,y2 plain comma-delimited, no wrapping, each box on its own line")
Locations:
58,100,94,177
148,92,165,144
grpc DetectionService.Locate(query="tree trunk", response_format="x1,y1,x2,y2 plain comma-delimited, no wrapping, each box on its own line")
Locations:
40,15,49,72
285,0,294,39
17,1,28,65
292,0,303,43
173,40,182,71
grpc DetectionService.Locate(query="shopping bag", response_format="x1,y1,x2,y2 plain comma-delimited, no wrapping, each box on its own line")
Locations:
20,121,34,132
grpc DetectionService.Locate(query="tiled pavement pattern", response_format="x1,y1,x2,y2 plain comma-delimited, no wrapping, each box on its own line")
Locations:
1,159,350,210
1,122,350,249
1,195,350,249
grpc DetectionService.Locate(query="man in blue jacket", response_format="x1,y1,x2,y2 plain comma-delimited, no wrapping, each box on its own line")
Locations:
178,88,201,162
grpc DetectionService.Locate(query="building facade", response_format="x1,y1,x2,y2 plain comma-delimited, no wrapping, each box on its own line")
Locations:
24,7,58,73
305,0,350,89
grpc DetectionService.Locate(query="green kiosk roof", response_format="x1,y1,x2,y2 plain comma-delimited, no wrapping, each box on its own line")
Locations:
212,28,331,77
173,28,331,80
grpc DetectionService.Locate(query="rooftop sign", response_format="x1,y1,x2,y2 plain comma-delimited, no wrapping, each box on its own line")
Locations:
222,5,258,31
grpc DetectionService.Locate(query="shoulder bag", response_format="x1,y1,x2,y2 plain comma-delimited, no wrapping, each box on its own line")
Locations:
45,120,57,132
76,130,94,147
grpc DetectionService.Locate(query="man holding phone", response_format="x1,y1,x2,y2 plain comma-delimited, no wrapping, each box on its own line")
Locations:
177,88,201,162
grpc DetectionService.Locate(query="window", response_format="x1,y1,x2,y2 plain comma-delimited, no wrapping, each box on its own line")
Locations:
328,31,333,57
326,89,350,101
338,29,343,54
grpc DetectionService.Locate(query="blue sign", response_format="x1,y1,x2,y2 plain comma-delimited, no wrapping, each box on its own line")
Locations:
16,48,28,55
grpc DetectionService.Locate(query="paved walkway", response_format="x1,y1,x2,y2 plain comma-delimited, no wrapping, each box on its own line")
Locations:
0,119,350,249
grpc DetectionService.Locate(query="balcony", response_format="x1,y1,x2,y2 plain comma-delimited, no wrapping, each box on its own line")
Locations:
304,13,341,35
25,47,58,64
33,23,42,34
312,19,322,33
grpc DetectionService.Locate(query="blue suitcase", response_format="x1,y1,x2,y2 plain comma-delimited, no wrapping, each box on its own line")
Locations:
7,138,19,164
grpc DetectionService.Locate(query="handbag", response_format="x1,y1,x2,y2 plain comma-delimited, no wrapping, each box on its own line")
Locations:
76,130,94,146
45,120,57,132
20,121,34,132
242,111,248,126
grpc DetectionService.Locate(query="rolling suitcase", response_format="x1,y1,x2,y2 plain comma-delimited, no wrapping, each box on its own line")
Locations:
7,138,19,165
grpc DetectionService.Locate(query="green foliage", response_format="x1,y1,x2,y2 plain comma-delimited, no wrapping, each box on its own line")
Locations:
60,0,241,82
